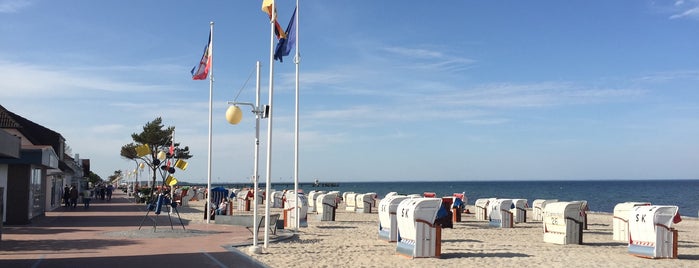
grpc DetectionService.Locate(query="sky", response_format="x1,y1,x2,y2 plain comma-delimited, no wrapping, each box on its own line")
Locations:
1,1,698,184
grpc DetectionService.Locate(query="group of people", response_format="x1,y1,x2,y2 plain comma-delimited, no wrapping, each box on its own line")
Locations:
62,183,115,209
62,185,79,208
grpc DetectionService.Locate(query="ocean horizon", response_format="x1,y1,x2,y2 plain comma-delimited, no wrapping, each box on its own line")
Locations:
178,179,699,217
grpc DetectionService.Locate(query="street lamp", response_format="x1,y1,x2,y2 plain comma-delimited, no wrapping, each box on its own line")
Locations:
226,61,270,253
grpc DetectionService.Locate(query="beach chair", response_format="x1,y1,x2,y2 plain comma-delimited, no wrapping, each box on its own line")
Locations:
247,213,281,237
207,187,229,219
174,188,189,207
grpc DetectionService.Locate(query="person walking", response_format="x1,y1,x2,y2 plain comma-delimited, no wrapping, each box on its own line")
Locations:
69,185,79,208
63,186,71,207
106,184,114,201
82,188,92,208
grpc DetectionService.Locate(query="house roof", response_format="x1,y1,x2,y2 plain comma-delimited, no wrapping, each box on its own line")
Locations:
0,104,65,147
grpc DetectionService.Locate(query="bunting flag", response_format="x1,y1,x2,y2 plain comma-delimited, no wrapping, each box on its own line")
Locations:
261,0,287,39
191,30,212,80
135,144,150,157
274,7,297,62
175,159,189,170
165,175,178,186
261,0,275,17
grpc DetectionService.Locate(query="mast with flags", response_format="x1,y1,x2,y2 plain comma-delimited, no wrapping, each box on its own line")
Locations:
191,21,214,224
261,0,277,248
266,0,301,238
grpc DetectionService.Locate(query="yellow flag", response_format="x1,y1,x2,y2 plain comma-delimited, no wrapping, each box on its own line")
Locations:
135,144,150,157
262,0,274,17
175,159,188,170
165,175,178,186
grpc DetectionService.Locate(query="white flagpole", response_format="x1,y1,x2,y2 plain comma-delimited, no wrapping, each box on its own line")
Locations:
206,21,214,224
263,4,275,248
293,0,300,232
252,61,262,249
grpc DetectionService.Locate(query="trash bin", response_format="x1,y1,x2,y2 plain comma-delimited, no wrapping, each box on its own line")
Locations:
357,193,375,213
543,201,584,245
307,190,325,213
378,195,410,242
396,198,442,258
628,205,681,259
283,192,308,228
532,199,558,221
612,202,651,242
510,199,528,223
489,199,514,228
474,198,492,221
345,192,358,212
316,193,338,221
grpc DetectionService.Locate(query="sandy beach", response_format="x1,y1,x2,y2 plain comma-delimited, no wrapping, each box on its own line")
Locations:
178,199,697,268
174,197,698,267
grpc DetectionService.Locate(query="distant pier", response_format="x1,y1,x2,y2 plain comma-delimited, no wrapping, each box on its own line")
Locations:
182,182,340,189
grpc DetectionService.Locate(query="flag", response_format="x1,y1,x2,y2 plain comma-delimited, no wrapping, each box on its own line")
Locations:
175,159,189,170
673,211,682,224
191,31,212,80
261,0,275,17
135,144,150,157
165,175,178,186
274,7,297,62
261,0,287,39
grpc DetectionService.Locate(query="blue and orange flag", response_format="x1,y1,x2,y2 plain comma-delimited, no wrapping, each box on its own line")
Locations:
191,30,212,80
274,7,297,62
261,0,287,40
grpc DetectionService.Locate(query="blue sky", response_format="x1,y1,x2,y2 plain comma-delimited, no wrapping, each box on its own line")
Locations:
1,0,698,183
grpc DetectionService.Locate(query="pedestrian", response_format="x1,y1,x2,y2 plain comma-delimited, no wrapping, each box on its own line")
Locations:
82,188,92,208
63,186,71,207
69,185,79,208
106,184,113,201
99,185,106,200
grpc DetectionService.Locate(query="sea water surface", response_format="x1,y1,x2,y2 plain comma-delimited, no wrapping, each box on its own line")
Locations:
264,179,699,217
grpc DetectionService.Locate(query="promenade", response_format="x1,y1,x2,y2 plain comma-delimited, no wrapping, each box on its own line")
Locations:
0,192,268,268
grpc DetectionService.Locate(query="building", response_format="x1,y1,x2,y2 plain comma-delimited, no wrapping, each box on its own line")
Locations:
0,105,89,225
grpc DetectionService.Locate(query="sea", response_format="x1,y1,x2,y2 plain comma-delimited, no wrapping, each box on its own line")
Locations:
211,179,699,217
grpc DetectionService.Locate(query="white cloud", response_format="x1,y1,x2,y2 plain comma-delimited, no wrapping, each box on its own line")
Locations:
670,6,699,19
638,70,699,82
0,60,176,99
667,0,699,19
422,82,646,109
383,46,444,58
0,0,31,13
88,124,127,134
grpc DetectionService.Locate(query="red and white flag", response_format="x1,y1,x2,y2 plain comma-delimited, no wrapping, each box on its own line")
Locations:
191,30,212,80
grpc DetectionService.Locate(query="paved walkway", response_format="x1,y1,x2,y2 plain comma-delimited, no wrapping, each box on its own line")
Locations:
0,192,270,268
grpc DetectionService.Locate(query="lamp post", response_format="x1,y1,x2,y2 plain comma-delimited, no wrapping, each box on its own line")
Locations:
226,61,265,253
134,162,144,201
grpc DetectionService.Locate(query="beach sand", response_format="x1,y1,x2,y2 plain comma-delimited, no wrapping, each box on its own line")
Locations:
182,200,698,268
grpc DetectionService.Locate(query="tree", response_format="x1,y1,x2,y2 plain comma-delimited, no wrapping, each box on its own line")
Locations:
87,171,103,185
107,170,122,184
120,117,192,200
